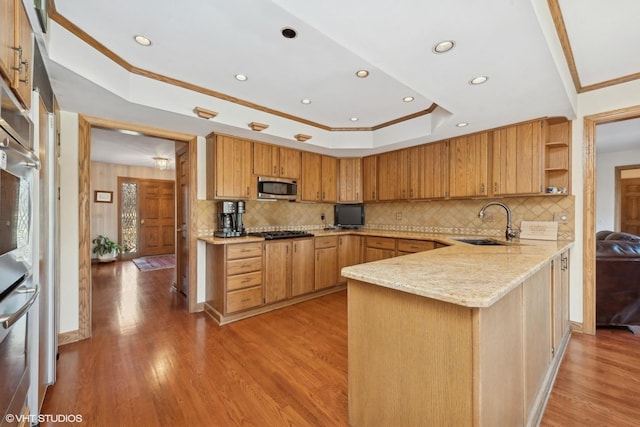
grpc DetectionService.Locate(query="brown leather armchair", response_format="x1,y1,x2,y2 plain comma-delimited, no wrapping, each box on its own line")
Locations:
596,231,640,331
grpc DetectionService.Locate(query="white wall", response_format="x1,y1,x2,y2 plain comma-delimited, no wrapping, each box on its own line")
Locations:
58,111,80,333
596,149,640,231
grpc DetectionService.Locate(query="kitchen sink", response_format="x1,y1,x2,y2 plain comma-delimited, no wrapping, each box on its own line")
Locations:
454,238,508,246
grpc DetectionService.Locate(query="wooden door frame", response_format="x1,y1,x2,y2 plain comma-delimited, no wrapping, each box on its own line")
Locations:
583,105,640,335
79,115,198,341
614,165,640,231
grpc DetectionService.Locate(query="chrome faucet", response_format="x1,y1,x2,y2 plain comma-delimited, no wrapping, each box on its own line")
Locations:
478,202,519,241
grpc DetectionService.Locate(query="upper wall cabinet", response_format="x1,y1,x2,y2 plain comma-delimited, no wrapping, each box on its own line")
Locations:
377,149,410,201
448,132,489,198
207,134,253,200
492,120,544,196
545,120,571,194
362,155,377,202
338,157,362,203
1,0,33,109
301,152,337,202
409,141,448,200
253,142,301,180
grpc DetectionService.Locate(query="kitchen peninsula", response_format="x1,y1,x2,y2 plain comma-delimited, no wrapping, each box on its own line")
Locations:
342,238,572,427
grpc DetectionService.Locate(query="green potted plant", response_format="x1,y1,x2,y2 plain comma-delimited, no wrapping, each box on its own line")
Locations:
92,235,122,262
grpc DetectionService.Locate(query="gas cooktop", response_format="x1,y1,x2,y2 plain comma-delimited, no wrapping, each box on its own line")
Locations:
248,230,315,240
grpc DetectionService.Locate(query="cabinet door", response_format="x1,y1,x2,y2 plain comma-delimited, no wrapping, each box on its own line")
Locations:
279,147,301,179
12,0,31,109
448,133,489,198
315,246,338,290
551,250,570,354
409,141,448,200
321,155,337,202
253,142,279,176
338,158,363,203
0,0,16,82
264,241,290,303
377,150,409,201
214,136,252,199
362,155,377,202
301,152,322,201
338,235,362,283
291,238,314,296
492,121,543,195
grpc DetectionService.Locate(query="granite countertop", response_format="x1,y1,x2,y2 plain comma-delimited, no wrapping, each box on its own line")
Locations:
342,235,573,308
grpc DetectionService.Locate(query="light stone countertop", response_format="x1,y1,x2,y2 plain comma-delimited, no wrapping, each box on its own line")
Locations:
341,235,573,308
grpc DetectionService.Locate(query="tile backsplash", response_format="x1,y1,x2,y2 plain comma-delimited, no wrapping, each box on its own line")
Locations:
198,196,575,240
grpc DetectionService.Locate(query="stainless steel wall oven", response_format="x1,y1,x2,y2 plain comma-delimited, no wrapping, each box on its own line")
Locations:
0,81,39,427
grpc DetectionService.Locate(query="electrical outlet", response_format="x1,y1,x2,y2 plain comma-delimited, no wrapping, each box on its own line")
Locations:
481,212,494,222
321,213,325,221
396,212,403,220
553,212,569,223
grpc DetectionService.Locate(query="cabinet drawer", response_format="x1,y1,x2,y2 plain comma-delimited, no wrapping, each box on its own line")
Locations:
227,271,262,291
315,235,338,249
365,236,396,250
227,243,263,260
397,239,435,253
227,286,262,313
227,257,262,276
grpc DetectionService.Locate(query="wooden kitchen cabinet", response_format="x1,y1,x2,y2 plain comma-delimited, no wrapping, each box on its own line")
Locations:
301,152,337,202
207,134,253,200
205,242,264,322
338,235,362,283
291,238,315,297
362,155,377,202
338,157,362,203
409,141,448,200
314,236,338,290
396,239,435,255
545,119,571,194
364,236,396,262
0,0,32,109
551,250,570,356
253,142,301,179
448,132,489,198
377,149,410,201
264,241,291,304
492,120,544,196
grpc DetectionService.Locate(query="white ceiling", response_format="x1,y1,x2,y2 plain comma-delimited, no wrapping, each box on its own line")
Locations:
35,0,640,165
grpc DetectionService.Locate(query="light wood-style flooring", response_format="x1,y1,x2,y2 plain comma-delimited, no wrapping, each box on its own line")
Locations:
41,260,640,426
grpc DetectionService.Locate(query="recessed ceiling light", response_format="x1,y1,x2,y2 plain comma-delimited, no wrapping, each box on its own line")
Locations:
281,27,297,39
469,76,489,85
134,35,152,46
350,117,359,122
403,96,415,102
456,122,469,127
433,40,455,54
355,70,369,78
235,74,248,81
301,99,311,104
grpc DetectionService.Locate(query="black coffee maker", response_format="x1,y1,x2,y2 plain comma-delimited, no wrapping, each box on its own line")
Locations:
214,201,246,237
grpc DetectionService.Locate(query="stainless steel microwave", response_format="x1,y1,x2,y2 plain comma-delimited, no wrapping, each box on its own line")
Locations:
257,176,297,200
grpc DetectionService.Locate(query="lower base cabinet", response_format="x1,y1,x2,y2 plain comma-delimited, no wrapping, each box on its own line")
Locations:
315,236,339,290
291,238,315,296
348,255,570,427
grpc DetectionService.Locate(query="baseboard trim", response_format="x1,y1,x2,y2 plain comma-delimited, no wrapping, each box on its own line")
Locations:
570,321,583,333
58,330,82,346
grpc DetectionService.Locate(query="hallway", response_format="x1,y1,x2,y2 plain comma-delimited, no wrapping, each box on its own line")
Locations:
40,261,348,426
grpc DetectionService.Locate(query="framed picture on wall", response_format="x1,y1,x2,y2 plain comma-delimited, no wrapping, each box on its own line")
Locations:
94,191,113,203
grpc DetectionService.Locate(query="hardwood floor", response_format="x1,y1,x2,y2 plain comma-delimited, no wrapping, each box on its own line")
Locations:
41,260,640,426
541,328,640,426
40,260,348,426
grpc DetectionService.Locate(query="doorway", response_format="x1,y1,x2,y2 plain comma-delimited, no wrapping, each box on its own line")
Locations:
77,115,198,341
616,167,640,234
118,178,176,258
